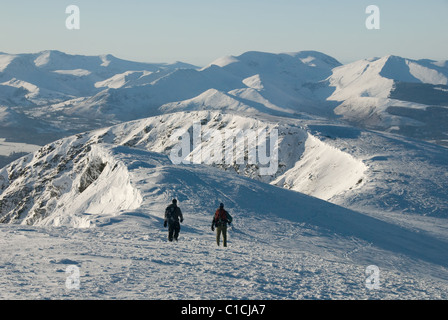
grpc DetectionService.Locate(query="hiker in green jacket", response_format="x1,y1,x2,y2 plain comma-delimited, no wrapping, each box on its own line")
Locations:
211,203,232,247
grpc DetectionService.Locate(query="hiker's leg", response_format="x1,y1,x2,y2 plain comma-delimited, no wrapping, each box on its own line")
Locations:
174,222,180,241
222,225,227,247
168,224,174,241
216,226,221,246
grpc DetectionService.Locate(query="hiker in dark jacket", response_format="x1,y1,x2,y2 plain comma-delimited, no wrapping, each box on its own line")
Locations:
164,199,183,241
211,203,232,247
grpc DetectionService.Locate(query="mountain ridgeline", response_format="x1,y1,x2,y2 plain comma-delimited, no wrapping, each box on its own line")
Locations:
0,50,447,226
0,50,447,146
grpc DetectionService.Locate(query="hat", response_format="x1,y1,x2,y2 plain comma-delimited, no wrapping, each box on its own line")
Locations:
219,203,224,208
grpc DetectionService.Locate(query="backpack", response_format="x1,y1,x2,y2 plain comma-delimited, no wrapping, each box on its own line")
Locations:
166,206,176,222
215,209,232,225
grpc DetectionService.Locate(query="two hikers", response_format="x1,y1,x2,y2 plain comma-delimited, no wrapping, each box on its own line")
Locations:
211,203,233,247
164,199,184,242
164,200,233,246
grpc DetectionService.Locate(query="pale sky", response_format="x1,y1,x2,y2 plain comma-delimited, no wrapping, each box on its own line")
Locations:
0,0,447,66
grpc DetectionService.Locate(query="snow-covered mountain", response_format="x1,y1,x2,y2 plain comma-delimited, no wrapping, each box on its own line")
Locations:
1,110,448,299
1,50,447,158
2,110,447,225
1,50,447,223
0,111,361,224
0,50,198,164
1,50,448,299
329,55,448,145
0,50,195,102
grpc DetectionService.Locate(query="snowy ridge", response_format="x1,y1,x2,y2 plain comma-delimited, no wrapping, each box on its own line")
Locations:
0,111,368,226
98,111,367,201
1,130,448,299
328,55,448,145
95,111,448,217
2,109,447,228
329,55,448,101
272,134,366,200
41,144,144,228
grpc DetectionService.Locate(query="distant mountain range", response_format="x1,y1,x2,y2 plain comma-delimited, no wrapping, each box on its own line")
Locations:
0,49,447,169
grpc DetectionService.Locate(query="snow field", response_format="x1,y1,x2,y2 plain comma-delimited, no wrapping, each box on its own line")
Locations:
1,135,448,299
1,208,448,300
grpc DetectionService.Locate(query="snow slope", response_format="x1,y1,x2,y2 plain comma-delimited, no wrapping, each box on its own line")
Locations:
328,55,448,145
1,141,448,299
1,109,448,299
329,55,448,102
305,122,448,217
